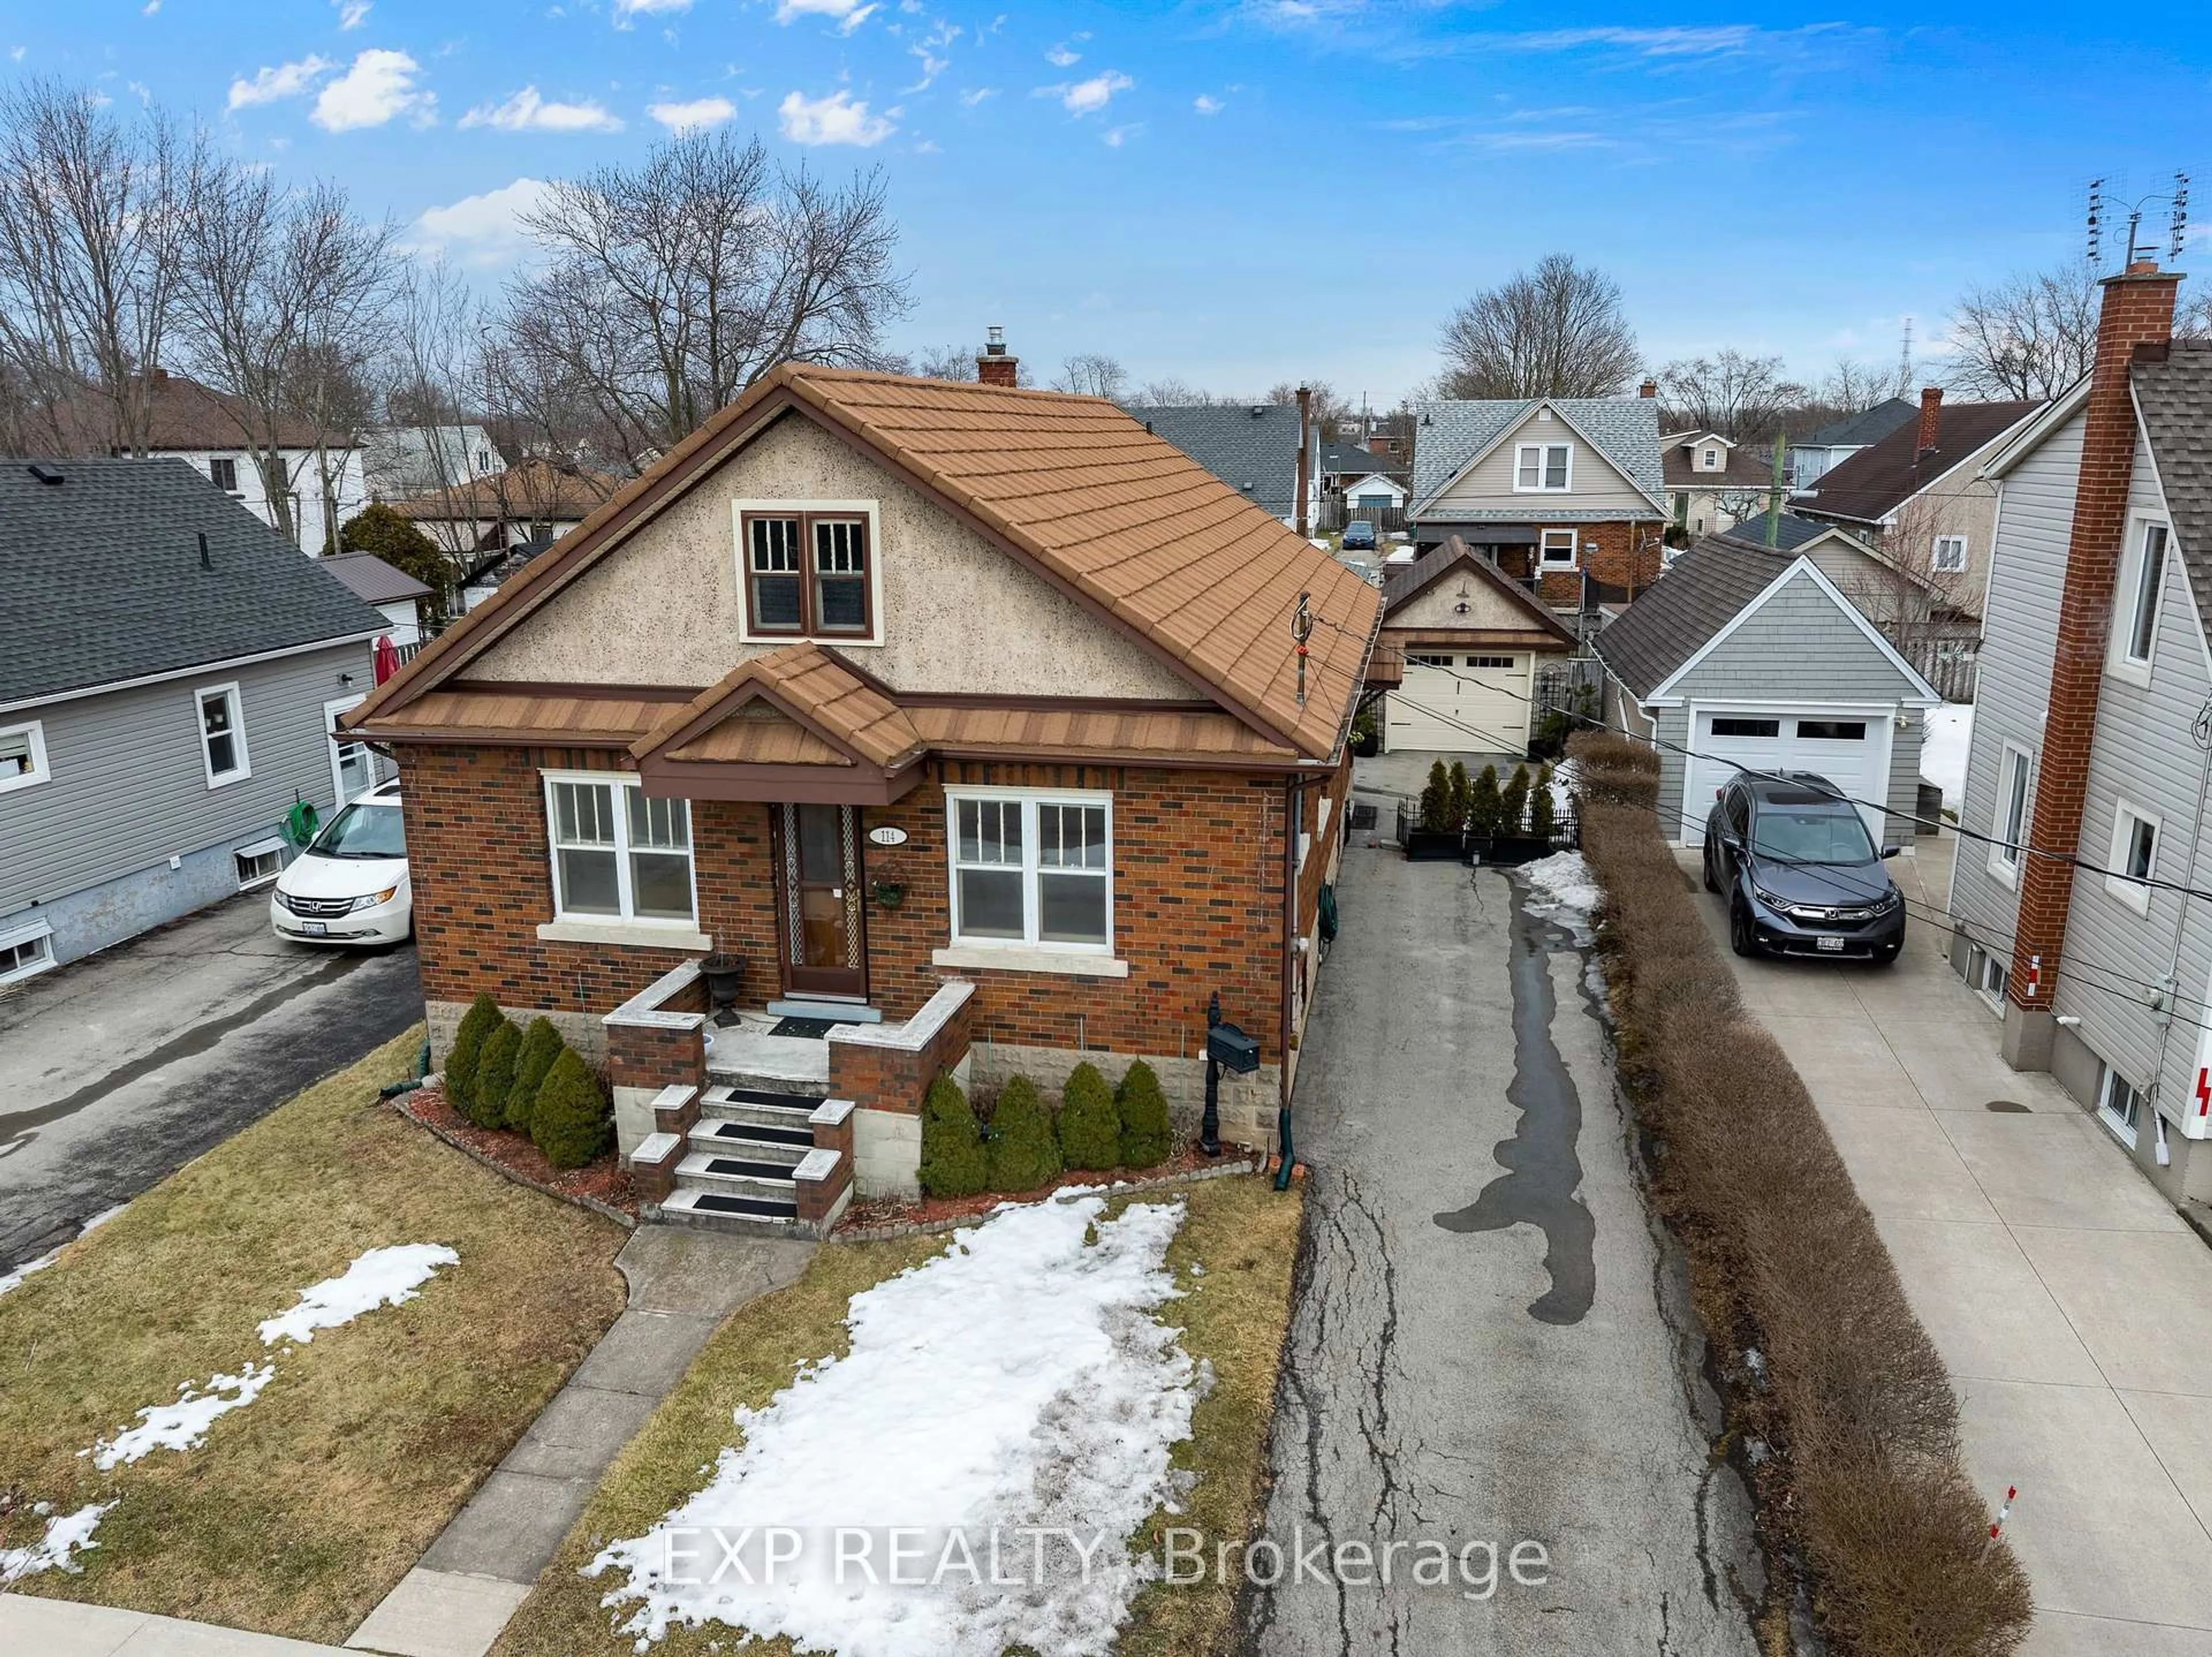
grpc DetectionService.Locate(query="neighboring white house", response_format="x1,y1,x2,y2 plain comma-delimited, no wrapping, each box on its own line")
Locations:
1342,472,1407,514
319,553,434,646
361,423,501,504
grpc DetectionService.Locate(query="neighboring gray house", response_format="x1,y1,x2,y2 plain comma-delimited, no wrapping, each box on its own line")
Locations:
1946,278,2212,1204
361,422,501,503
1787,397,1917,490
1121,402,1319,527
1592,537,1940,848
0,459,388,981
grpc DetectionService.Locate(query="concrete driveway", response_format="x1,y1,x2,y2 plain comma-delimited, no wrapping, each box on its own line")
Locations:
1690,835,2212,1656
1243,839,1758,1655
0,894,422,1268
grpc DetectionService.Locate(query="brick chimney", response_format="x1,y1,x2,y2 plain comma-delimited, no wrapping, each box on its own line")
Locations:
2003,260,2182,1068
1638,377,1658,399
976,326,1018,388
1915,385,1942,455
1294,385,1313,539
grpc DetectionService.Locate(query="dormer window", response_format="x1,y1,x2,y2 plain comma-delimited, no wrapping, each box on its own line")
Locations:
735,502,881,643
1703,447,1721,470
1514,443,1571,491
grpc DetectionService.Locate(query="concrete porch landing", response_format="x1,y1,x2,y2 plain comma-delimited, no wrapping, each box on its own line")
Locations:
703,1011,831,1087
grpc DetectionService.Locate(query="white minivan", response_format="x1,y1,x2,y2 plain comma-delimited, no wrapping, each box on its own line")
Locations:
270,779,412,947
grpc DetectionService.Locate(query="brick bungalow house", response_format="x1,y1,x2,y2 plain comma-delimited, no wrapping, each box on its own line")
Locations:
342,353,1377,1229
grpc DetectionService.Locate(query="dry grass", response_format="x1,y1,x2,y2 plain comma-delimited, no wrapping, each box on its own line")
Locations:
0,1028,629,1644
1566,733,2032,1656
493,1173,1303,1657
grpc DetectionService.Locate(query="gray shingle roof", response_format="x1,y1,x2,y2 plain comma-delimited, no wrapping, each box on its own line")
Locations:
1411,395,1665,509
2134,342,2212,650
1802,398,1918,450
1321,438,1403,480
1,457,389,705
1122,403,1307,518
1711,512,1834,553
1592,538,1793,699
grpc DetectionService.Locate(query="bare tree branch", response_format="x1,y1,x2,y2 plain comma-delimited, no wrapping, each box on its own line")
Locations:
1944,264,2101,400
1437,254,1641,400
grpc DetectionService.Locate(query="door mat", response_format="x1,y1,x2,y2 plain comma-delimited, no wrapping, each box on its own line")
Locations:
771,1015,846,1039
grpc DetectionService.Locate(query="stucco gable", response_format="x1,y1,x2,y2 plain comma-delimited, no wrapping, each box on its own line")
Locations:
1387,569,1551,633
467,413,1207,701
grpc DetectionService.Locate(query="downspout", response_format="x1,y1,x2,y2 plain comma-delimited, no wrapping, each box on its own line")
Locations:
1281,775,1298,1112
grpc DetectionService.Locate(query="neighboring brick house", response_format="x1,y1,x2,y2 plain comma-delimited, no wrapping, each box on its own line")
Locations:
1947,260,2212,1206
343,360,1376,1228
1408,389,1668,610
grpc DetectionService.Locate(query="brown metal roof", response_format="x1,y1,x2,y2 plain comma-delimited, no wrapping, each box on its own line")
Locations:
1796,399,2040,524
346,365,1377,762
390,457,620,522
358,687,680,744
633,644,923,771
1380,536,1577,647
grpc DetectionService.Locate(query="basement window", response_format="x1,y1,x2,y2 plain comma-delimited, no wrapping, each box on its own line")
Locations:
234,837,287,891
0,720,50,794
0,917,55,985
2097,1062,2145,1147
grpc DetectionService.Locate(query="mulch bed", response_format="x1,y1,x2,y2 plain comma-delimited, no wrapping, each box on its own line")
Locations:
832,1138,1268,1240
391,1084,639,1224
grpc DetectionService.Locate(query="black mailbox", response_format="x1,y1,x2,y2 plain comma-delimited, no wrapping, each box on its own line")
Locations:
1207,1020,1260,1075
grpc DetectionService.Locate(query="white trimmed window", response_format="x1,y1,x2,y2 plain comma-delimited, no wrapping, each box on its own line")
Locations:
1703,447,1721,470
544,774,696,925
2112,519,2168,683
2097,1061,2145,1147
1539,528,1579,569
0,915,55,985
1931,534,1968,573
195,683,250,788
0,720,50,794
1515,443,1571,492
234,837,287,890
947,789,1112,952
1988,742,2032,887
2105,799,2159,917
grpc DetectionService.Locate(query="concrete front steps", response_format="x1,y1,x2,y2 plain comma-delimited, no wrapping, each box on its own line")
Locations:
632,1083,856,1239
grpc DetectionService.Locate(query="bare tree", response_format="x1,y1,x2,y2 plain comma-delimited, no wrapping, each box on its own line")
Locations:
1265,379,1351,437
1816,355,1910,418
495,130,910,469
1129,376,1217,405
1438,254,1641,400
1052,352,1127,399
0,80,194,455
1944,264,2101,400
908,343,979,381
1653,350,1806,441
1820,494,1972,681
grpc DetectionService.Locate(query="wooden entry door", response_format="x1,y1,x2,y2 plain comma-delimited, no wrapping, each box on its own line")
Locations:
778,803,866,998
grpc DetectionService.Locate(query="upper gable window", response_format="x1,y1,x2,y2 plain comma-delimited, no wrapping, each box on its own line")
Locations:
2110,519,2166,685
1515,443,1571,491
734,501,882,645
1703,447,1722,470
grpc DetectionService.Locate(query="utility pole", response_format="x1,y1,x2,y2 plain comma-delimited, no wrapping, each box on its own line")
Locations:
1766,430,1787,548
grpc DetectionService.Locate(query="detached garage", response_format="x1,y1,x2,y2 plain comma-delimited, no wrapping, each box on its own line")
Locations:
1378,536,1577,755
1592,538,1941,847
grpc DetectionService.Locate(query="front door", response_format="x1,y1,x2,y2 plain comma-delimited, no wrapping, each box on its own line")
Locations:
778,803,866,998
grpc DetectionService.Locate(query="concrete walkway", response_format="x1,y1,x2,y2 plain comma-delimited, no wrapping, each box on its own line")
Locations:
1690,835,2212,1656
346,1224,812,1657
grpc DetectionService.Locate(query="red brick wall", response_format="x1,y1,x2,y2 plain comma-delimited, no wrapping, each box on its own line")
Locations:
2008,270,2181,1011
397,746,1296,1068
828,990,976,1117
1533,520,1664,606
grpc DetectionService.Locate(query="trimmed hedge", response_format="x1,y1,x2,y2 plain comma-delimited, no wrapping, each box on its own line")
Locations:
531,1049,611,1171
1116,1060,1172,1169
473,1019,522,1131
444,994,503,1122
1565,731,2032,1655
919,1074,988,1198
509,1017,563,1136
987,1075,1063,1192
1059,1061,1122,1171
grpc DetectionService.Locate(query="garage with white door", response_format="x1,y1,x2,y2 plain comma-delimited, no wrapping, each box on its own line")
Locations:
1591,539,1943,849
1377,540,1577,756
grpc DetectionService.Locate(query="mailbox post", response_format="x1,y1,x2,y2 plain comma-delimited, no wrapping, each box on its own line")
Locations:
1202,991,1260,1157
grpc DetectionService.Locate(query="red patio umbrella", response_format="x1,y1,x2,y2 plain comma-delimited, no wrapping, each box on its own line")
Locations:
372,634,399,686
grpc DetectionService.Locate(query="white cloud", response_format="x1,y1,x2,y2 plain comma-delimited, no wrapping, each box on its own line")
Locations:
228,56,334,112
312,50,434,131
647,95,737,130
8,46,23,63
960,86,995,105
1045,44,1080,67
776,0,876,30
142,1,160,14
1101,123,1140,147
615,0,692,19
335,0,370,27
1193,93,1223,114
1501,25,1758,56
777,88,893,146
410,177,552,264
1055,70,1131,116
460,86,623,132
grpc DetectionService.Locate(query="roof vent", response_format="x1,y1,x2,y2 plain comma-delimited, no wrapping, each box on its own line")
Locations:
1249,405,1267,418
26,464,63,485
198,531,211,572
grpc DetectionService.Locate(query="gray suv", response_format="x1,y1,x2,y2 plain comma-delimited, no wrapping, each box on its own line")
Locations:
1702,773,1905,964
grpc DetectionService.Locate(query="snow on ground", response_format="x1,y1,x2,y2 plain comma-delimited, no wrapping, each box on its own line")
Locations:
590,1190,1196,1657
0,1205,130,1300
257,1243,459,1346
0,1501,113,1584
1546,759,1578,818
89,1363,275,1470
1519,850,1603,940
1921,704,1972,809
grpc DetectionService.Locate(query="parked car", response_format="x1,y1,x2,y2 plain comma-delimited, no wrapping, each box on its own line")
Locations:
1342,519,1377,551
1702,773,1903,964
270,780,412,947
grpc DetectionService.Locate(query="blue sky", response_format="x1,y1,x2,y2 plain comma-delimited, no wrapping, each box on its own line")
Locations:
9,2,2209,405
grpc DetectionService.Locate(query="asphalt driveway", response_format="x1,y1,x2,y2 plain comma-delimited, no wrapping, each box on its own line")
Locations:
0,894,422,1268
1243,839,1759,1655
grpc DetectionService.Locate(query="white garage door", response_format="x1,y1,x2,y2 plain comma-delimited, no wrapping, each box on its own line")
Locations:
1679,710,1892,848
1385,653,1533,754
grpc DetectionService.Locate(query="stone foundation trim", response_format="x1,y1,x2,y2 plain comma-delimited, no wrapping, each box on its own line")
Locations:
650,1084,701,1136
605,959,709,1030
809,1097,857,1126
828,979,976,1050
538,917,714,952
854,1106,922,1199
929,944,1131,978
626,1130,684,1201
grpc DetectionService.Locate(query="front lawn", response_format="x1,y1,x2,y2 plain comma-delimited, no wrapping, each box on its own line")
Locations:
494,1172,1302,1657
0,1027,630,1643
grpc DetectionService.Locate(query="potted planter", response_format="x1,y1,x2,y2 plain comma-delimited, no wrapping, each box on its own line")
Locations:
870,879,906,910
699,952,746,1019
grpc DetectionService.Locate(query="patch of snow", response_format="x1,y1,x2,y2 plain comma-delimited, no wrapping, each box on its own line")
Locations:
0,1247,61,1300
257,1243,459,1347
0,1501,113,1583
1920,704,1972,811
89,1362,276,1470
589,1190,1196,1657
1519,850,1603,940
77,1202,128,1235
1546,759,1578,816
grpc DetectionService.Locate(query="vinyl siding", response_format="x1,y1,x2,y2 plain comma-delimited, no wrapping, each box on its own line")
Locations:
1430,407,1655,517
2051,431,2212,1117
1665,568,1923,704
0,640,374,920
1950,410,2083,955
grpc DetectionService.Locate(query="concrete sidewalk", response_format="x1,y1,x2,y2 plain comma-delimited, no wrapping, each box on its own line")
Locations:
1691,835,2212,1656
0,1595,354,1655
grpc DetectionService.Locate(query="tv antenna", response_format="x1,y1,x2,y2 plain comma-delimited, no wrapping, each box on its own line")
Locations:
1899,316,1914,392
2090,173,2190,267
